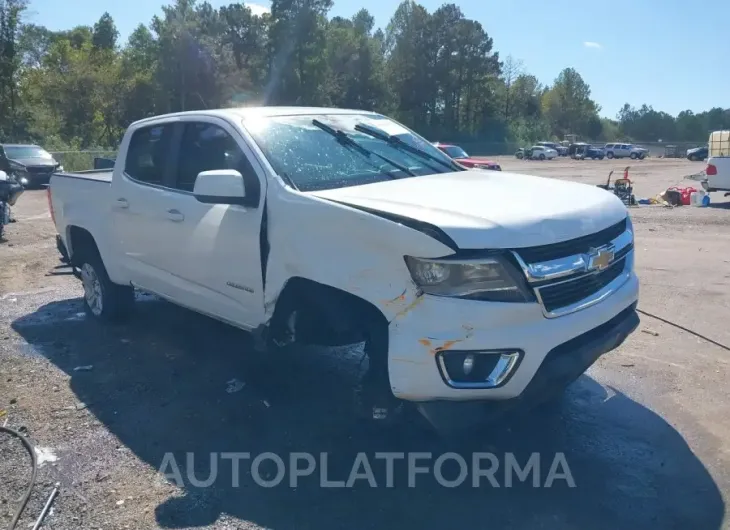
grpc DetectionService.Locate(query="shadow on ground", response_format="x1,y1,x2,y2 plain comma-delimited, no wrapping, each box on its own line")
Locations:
12,296,725,530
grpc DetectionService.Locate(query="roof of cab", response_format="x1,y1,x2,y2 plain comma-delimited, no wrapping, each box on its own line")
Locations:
131,106,382,128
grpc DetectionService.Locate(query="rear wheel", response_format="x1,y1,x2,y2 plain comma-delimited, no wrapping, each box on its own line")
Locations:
606,152,614,159
77,251,134,321
515,152,524,159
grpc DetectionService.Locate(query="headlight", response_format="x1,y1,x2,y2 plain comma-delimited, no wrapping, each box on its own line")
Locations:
404,255,533,302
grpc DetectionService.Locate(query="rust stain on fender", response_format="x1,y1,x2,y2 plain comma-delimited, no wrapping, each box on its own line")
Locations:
418,338,432,347
382,288,408,306
392,295,425,319
432,339,463,355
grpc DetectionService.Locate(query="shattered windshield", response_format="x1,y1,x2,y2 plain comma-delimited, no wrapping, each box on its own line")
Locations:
243,113,458,191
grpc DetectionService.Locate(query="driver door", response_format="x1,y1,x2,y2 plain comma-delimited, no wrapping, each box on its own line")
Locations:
160,118,267,329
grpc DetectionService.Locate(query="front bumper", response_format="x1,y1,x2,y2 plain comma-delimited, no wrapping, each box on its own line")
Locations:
415,302,639,432
387,270,639,402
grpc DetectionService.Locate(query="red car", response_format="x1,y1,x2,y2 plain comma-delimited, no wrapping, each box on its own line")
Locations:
433,143,502,171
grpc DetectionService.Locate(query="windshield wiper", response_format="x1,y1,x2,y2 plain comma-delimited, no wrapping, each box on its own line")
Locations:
311,119,415,177
354,123,460,172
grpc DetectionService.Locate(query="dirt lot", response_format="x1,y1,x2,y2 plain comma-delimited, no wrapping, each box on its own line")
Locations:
1,157,730,529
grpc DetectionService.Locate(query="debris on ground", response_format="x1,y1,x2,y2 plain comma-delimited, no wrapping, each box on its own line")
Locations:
35,446,59,466
226,378,245,393
642,328,660,337
621,364,635,368
73,365,93,372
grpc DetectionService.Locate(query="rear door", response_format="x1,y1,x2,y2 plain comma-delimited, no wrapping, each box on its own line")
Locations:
111,122,181,291
161,117,267,328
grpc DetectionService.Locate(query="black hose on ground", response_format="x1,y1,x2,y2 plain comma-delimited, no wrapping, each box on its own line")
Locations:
0,426,38,530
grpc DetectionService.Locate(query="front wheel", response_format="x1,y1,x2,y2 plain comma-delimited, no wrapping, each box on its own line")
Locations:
77,252,135,321
515,152,524,159
539,153,546,160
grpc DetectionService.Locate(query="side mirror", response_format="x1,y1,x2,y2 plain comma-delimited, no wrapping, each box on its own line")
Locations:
193,170,247,206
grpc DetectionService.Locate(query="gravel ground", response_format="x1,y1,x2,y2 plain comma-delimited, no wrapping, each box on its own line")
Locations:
1,157,729,529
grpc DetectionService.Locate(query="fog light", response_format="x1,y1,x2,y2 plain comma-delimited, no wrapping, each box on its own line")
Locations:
437,350,522,389
462,354,475,375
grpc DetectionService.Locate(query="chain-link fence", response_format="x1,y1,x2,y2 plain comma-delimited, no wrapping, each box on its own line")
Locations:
50,150,118,172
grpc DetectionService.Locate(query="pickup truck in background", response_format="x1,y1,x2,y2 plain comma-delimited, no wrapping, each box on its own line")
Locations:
705,130,730,193
48,107,639,433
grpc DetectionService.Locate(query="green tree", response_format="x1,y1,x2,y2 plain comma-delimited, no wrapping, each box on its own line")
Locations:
0,0,27,138
542,68,600,138
92,12,118,51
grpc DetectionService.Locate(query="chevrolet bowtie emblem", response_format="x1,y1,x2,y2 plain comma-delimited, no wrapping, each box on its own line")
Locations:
587,246,615,271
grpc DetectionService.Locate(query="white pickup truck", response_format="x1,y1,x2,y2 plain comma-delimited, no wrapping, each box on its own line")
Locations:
48,107,639,432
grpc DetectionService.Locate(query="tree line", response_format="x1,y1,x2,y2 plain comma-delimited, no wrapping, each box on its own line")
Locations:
1,0,728,152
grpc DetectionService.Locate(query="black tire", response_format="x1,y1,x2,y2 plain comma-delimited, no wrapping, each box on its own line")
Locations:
76,249,134,322
539,153,546,160
639,153,646,160
606,152,614,159
629,153,637,160
515,152,523,159
598,156,604,160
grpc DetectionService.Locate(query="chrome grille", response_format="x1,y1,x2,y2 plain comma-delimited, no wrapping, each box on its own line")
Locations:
513,217,633,318
537,259,627,313
515,218,627,264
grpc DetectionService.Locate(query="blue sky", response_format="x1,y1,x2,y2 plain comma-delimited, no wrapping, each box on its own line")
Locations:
24,0,729,119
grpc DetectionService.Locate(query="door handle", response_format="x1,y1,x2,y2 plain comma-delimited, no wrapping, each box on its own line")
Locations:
166,208,184,222
115,198,129,209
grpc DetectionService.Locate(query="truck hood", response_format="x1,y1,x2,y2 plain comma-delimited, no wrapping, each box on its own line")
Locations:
309,171,628,249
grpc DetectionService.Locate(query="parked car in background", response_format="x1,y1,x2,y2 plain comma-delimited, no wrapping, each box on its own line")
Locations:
686,145,708,161
528,145,557,160
537,141,568,156
0,144,63,188
604,143,647,160
568,143,605,160
586,145,606,160
433,143,501,171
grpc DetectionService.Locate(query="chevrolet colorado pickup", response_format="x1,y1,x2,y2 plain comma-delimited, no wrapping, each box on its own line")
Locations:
48,107,639,432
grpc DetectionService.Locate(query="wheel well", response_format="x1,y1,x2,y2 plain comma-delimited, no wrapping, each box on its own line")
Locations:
269,277,388,347
67,226,99,265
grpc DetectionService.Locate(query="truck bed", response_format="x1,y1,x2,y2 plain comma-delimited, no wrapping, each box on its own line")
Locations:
54,169,112,184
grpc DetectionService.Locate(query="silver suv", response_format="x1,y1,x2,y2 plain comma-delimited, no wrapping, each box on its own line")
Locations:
604,143,648,160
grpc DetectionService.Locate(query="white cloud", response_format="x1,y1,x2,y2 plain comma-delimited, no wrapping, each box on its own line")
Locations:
583,41,603,49
246,2,271,16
